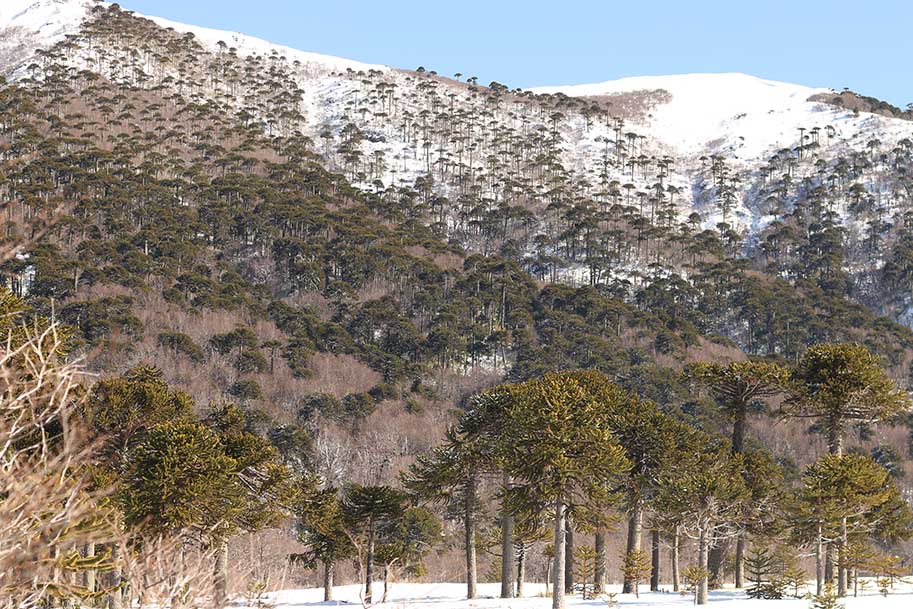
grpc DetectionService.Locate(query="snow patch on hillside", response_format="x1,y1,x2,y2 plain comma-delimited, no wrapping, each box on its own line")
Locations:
140,14,385,76
0,0,384,78
533,73,909,160
0,0,87,39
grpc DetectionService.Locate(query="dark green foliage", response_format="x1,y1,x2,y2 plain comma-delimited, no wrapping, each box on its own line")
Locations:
745,545,784,599
228,379,263,401
85,365,195,454
375,506,443,577
157,331,205,362
342,392,376,419
298,393,343,422
119,420,242,537
60,296,141,345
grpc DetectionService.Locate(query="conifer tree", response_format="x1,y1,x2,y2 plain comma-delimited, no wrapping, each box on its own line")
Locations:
403,427,485,599
479,370,633,609
621,549,652,598
294,481,355,601
343,484,407,604
685,360,788,587
374,506,442,602
798,453,911,597
784,343,909,456
656,434,749,605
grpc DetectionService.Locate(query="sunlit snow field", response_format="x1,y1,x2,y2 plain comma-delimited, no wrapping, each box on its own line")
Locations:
248,582,913,609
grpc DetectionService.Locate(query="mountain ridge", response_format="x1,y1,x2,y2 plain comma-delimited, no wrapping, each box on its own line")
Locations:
3,0,907,160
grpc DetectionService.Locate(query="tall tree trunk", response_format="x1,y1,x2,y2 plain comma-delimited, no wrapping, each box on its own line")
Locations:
650,529,661,592
825,544,834,585
697,528,709,605
837,517,848,596
382,565,391,603
465,482,477,599
213,539,229,608
324,561,334,602
108,543,123,609
501,473,515,598
594,529,606,593
365,521,375,604
734,536,745,589
827,422,843,456
815,526,824,595
564,519,574,594
516,547,526,597
732,407,747,454
552,499,566,609
623,503,643,593
85,542,96,594
672,527,680,593
708,542,727,589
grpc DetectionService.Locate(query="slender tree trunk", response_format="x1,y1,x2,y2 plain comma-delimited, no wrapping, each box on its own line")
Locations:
623,503,643,593
827,422,843,456
732,407,747,454
552,499,566,609
697,528,709,605
564,519,574,594
672,527,680,592
815,526,824,595
382,565,390,603
213,539,229,608
516,547,526,597
825,544,834,585
365,521,375,604
109,544,123,609
324,561,334,601
837,517,848,596
734,536,745,589
650,529,661,591
465,482,477,599
85,542,96,594
594,529,607,593
501,473,515,598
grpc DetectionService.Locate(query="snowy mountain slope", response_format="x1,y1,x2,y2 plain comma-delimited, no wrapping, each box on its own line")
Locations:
533,73,912,160
4,0,913,288
1,0,382,76
0,0,88,74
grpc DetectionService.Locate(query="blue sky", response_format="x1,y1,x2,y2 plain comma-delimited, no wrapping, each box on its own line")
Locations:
118,0,912,107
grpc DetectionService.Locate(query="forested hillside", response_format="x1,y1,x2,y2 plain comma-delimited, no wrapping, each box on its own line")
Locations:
2,2,913,607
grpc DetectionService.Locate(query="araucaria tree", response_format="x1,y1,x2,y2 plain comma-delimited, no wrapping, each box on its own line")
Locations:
342,484,407,604
685,360,788,588
656,434,749,605
797,453,912,597
481,370,633,609
403,427,486,599
294,481,355,601
784,343,909,455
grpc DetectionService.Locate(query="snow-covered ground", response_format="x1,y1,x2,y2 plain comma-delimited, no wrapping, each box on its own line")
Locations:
249,582,913,609
532,73,910,161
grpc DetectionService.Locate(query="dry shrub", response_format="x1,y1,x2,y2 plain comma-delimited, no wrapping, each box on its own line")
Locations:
0,323,112,608
0,322,225,608
120,536,217,609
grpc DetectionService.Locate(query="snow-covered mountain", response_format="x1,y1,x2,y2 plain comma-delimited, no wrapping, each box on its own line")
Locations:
4,1,908,164
4,0,913,284
0,0,379,74
533,73,889,159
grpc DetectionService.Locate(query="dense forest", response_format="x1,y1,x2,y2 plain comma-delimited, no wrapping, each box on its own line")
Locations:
3,3,913,608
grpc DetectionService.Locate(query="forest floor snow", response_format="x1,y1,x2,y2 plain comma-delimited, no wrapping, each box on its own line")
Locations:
245,581,913,609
